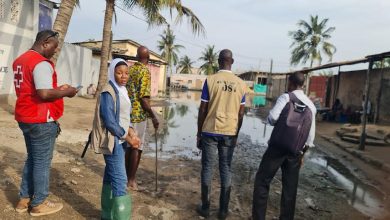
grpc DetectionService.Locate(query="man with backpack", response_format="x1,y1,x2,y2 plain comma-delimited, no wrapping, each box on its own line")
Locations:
252,72,316,220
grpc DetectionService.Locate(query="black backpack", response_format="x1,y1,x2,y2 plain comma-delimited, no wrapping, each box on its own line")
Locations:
268,93,312,155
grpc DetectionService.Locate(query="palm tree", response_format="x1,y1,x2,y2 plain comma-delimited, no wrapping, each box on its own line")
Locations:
199,45,218,75
175,104,189,117
177,55,194,74
52,0,79,64
96,0,205,95
289,15,336,67
158,26,184,77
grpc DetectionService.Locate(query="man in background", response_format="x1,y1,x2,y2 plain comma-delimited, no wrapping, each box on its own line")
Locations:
125,46,159,190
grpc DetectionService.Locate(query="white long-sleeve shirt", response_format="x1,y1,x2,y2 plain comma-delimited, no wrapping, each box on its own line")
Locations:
267,90,317,147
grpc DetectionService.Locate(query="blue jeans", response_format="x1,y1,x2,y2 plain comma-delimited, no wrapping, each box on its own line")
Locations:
200,135,235,188
18,122,58,207
103,142,128,197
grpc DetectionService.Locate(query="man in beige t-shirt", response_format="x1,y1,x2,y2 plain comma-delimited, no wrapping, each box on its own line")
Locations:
196,49,246,219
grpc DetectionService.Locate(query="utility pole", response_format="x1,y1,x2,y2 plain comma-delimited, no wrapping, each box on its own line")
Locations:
305,72,311,95
162,24,171,93
266,59,273,99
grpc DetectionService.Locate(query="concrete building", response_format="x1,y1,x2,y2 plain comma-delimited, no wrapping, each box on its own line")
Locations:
0,0,100,103
74,39,167,97
0,0,55,98
170,74,207,91
325,68,390,123
238,71,288,99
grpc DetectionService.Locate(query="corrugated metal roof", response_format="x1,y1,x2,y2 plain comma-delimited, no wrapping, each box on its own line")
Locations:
288,51,390,74
73,39,165,61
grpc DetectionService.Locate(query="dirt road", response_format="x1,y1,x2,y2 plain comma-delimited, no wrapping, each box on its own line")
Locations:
0,95,388,220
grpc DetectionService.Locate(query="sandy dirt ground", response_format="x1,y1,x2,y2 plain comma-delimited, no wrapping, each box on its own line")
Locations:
0,96,389,220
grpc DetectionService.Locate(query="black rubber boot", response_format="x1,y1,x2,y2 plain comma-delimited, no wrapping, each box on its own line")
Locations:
218,186,231,220
196,185,210,217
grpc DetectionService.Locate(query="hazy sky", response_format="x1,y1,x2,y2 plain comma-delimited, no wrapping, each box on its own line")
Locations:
63,0,390,73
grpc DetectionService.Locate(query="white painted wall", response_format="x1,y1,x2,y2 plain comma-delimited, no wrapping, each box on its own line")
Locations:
56,43,100,96
0,0,39,96
0,0,99,98
170,74,207,90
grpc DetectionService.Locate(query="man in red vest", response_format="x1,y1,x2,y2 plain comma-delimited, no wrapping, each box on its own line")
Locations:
13,30,77,216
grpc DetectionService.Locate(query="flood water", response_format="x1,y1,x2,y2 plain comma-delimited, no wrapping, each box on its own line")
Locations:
145,91,272,159
145,90,387,219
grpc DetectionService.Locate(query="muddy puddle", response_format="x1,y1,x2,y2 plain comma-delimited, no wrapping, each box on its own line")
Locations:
145,91,272,159
144,90,388,219
308,151,389,218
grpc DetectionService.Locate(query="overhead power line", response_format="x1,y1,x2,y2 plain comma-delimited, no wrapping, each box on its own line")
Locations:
114,3,149,24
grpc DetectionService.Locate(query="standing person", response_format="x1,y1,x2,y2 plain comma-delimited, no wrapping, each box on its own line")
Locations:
196,49,246,219
90,58,140,220
125,46,159,190
252,72,316,220
13,30,78,216
360,95,371,123
326,98,343,121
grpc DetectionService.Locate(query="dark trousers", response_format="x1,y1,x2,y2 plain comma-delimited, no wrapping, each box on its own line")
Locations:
252,146,301,220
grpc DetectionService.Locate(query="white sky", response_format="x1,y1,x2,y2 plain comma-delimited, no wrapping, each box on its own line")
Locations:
62,0,390,73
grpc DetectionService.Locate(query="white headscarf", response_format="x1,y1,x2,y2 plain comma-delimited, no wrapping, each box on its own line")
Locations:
108,58,130,104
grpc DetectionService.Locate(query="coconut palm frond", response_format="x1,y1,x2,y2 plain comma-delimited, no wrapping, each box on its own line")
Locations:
289,15,336,67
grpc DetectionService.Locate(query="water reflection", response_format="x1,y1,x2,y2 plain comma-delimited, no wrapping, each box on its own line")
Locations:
168,90,201,103
309,154,388,218
146,91,271,159
145,91,388,218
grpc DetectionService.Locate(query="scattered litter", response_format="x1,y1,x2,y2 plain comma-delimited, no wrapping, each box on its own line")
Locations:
71,168,80,173
305,197,331,213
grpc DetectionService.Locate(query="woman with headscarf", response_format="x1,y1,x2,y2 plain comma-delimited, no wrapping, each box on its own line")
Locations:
90,58,140,220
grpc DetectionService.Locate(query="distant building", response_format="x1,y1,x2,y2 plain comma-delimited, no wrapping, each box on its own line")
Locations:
170,74,207,91
238,71,288,99
74,39,168,97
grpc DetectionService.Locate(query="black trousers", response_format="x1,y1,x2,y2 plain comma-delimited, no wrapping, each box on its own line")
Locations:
252,146,301,220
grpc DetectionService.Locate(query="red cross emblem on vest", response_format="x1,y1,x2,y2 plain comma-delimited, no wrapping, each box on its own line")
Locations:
14,65,23,88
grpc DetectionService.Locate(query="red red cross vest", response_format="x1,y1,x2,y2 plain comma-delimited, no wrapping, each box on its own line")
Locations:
13,50,64,123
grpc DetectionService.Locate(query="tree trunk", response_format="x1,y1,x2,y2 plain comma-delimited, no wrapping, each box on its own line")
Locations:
359,61,373,151
52,0,77,64
96,0,115,96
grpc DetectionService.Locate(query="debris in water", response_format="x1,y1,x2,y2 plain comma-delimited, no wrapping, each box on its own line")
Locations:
305,197,317,210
